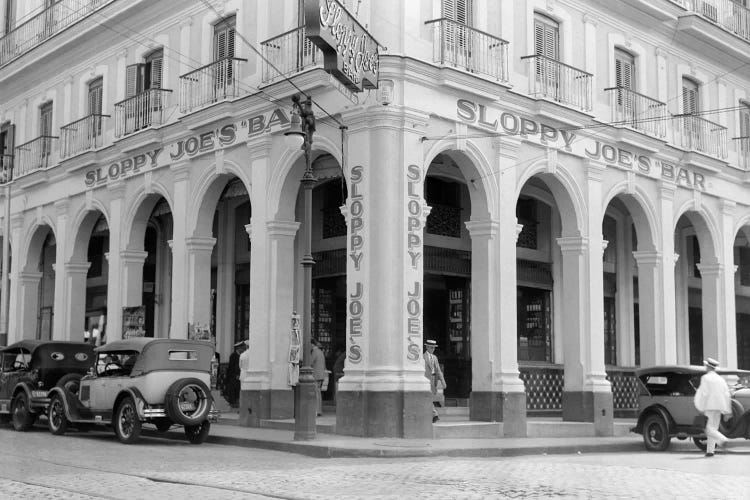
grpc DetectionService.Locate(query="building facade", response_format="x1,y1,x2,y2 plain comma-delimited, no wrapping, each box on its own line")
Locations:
1,0,750,438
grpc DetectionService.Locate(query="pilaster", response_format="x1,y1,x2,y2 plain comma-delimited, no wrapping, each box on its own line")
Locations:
168,161,190,339
62,261,91,342
185,236,216,336
696,262,726,364
52,199,70,340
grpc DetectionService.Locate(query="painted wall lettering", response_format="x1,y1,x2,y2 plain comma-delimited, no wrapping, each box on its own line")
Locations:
456,99,710,191
348,281,363,364
84,148,161,187
406,164,423,269
406,281,422,362
349,165,364,270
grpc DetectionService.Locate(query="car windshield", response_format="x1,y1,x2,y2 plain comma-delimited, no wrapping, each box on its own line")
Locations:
96,351,139,376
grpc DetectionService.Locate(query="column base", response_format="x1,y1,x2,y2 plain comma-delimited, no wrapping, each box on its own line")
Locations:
336,390,433,438
239,389,293,426
470,391,527,437
562,391,614,436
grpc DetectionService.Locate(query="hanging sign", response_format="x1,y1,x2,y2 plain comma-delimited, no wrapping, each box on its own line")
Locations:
122,306,146,338
304,0,380,91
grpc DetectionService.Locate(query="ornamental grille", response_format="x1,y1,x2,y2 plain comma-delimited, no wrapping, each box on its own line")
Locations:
426,203,462,237
606,369,639,416
517,223,537,249
322,207,347,238
312,249,346,277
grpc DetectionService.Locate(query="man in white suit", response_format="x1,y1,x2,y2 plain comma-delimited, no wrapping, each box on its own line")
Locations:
694,357,732,457
424,339,446,423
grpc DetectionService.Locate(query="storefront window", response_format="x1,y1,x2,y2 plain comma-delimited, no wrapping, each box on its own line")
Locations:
517,286,552,362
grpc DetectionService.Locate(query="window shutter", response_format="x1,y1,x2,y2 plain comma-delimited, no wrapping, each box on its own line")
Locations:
148,52,163,90
39,102,53,136
682,79,699,114
214,16,236,61
88,79,103,115
740,104,750,138
534,14,559,60
4,0,15,35
614,50,634,91
125,64,143,97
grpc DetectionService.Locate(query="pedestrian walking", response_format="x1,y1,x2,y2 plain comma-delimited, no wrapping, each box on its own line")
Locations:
424,339,446,423
694,357,732,457
310,338,327,416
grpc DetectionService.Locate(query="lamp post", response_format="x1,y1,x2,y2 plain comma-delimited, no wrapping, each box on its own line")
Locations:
285,94,318,440
0,154,12,347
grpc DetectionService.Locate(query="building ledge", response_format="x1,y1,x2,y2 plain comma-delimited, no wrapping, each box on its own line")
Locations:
676,14,750,62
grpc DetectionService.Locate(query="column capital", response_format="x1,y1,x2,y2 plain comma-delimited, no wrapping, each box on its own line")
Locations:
244,223,252,240
632,250,661,265
18,271,43,283
582,12,598,27
10,213,24,230
585,160,605,182
185,236,216,252
120,250,148,264
515,223,523,243
602,239,609,251
106,180,127,199
659,181,676,200
696,262,723,277
179,17,193,28
720,199,736,216
267,220,300,238
54,198,70,215
64,261,91,275
464,219,499,238
556,236,588,254
170,161,191,181
246,136,272,160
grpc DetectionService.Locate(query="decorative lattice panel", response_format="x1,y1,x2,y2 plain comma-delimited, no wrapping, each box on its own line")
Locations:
607,369,639,412
519,366,564,412
322,207,347,239
426,203,462,237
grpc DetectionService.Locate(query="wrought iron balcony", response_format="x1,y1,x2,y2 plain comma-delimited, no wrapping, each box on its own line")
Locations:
522,54,593,112
114,89,171,138
14,136,58,177
425,18,509,83
179,57,247,113
260,26,322,84
735,136,750,169
685,0,750,42
60,114,109,158
604,87,668,139
0,154,13,184
0,0,112,67
677,114,728,158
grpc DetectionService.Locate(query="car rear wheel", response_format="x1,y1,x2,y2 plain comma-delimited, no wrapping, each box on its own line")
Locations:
48,394,69,436
184,421,211,445
165,378,212,426
11,393,35,432
56,373,83,395
642,414,671,451
693,436,707,451
113,396,142,444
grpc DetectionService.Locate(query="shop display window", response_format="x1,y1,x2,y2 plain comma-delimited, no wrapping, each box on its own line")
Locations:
517,286,552,362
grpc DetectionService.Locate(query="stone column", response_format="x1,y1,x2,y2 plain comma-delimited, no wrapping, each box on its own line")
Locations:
658,183,678,364
615,216,635,366
633,250,660,367
7,214,24,341
120,250,147,308
214,199,235,360
336,108,433,438
105,183,126,342
16,272,43,340
169,162,190,339
185,237,216,333
52,199,69,340
241,220,299,425
718,200,738,368
697,263,726,363
62,262,91,341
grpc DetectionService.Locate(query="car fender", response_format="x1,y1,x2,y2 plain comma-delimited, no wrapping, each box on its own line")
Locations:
113,387,147,420
11,382,36,408
635,405,675,434
47,386,84,421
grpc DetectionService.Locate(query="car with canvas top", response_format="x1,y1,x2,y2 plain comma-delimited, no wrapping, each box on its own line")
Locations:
47,337,219,444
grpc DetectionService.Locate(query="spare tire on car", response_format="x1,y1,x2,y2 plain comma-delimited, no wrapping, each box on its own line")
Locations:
165,378,212,426
56,373,83,395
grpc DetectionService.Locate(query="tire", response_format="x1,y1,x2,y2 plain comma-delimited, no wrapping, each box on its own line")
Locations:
719,400,744,436
11,393,35,432
642,414,671,451
56,373,83,395
48,394,69,436
184,421,211,445
693,436,707,451
165,378,212,426
153,418,173,432
113,396,142,444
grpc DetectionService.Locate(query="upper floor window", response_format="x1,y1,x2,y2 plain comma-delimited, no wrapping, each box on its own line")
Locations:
3,0,15,35
39,102,53,137
126,48,163,98
682,77,699,114
0,122,13,157
534,13,559,61
740,102,750,138
88,77,103,115
614,49,635,91
443,0,473,25
214,15,236,62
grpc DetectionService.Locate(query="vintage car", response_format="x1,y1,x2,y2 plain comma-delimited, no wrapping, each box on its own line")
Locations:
631,365,750,451
0,340,94,431
47,338,219,444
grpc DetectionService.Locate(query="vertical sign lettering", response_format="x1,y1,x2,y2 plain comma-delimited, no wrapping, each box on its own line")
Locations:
348,165,365,364
406,165,423,362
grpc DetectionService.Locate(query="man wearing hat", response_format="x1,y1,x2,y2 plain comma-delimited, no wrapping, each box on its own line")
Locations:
424,339,446,423
694,357,732,457
226,340,248,408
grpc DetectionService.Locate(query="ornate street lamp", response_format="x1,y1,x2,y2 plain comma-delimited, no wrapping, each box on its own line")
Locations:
285,94,318,440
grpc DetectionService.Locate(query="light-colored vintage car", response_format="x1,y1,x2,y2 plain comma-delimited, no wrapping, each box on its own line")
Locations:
631,365,750,451
47,338,219,444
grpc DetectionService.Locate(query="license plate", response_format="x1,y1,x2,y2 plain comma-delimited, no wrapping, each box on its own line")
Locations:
180,402,195,411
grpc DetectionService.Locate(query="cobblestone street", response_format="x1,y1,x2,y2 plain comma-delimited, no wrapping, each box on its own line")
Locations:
2,427,750,499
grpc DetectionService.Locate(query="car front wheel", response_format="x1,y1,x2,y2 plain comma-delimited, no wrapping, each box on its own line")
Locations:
113,396,142,444
48,394,69,435
11,393,35,432
642,414,671,451
184,421,211,444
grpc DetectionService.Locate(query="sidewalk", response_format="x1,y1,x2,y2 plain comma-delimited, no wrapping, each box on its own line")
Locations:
160,410,647,458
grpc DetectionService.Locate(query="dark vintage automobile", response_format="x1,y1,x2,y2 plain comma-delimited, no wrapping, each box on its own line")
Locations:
0,340,95,431
47,338,219,444
631,365,750,451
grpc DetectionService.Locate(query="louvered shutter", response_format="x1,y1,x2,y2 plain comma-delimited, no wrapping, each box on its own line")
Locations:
88,78,103,115
39,102,52,136
4,0,15,35
147,51,163,90
741,104,750,137
125,64,142,98
213,16,236,61
682,79,699,114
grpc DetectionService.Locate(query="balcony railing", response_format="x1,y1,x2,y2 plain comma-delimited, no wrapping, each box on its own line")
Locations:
179,57,247,113
0,0,111,67
114,89,172,138
0,154,13,184
735,136,750,169
686,0,750,42
522,54,592,111
14,136,58,177
604,87,668,139
260,26,322,84
425,18,509,83
60,114,109,158
677,114,728,158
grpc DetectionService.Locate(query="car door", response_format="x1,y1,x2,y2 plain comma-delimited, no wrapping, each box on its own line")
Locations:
663,374,701,427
